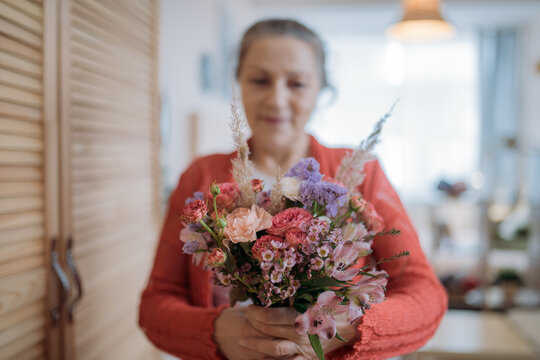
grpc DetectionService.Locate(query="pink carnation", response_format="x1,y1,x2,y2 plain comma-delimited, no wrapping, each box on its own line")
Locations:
251,235,284,262
224,205,272,243
182,200,208,223
267,208,313,236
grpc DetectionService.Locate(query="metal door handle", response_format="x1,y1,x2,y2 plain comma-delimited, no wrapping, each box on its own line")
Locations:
66,236,83,322
50,238,70,325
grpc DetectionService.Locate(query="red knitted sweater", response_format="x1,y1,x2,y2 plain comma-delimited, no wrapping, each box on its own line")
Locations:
138,136,448,359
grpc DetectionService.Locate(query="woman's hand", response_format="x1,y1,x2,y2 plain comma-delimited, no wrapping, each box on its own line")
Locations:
241,305,360,359
215,306,271,360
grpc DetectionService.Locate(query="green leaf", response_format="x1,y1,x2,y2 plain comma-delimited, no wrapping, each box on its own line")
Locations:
308,334,325,360
335,332,348,342
299,277,345,292
296,293,314,302
293,301,309,314
239,242,251,257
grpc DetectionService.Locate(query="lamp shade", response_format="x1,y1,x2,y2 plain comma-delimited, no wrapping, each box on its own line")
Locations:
388,0,455,41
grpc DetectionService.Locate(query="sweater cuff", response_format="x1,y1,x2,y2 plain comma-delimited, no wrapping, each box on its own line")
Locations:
207,305,228,360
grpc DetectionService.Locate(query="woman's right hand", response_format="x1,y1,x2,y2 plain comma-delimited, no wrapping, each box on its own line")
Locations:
215,306,270,360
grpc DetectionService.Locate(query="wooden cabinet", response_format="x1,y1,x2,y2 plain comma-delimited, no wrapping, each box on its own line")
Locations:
0,1,161,359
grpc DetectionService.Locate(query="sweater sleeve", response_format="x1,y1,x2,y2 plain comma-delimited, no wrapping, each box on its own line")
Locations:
329,160,448,360
138,162,226,360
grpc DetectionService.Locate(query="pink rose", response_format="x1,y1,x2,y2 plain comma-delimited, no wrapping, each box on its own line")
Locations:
251,179,264,193
182,200,208,223
207,248,227,267
350,194,366,211
251,235,284,261
360,201,384,233
224,204,272,243
285,228,307,247
207,182,239,211
267,208,313,236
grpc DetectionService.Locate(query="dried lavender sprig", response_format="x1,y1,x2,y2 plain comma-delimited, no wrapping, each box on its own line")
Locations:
336,100,398,192
229,87,256,207
359,100,398,153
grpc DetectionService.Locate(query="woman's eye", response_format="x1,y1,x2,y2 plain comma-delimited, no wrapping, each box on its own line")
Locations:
251,78,268,85
290,81,305,88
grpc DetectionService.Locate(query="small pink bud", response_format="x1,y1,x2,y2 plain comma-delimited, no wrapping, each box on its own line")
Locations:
207,248,227,267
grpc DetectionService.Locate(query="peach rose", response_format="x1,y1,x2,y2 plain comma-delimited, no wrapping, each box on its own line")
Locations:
224,204,272,243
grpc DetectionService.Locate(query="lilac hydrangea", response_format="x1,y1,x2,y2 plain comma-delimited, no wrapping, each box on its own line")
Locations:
185,191,204,205
285,158,323,182
182,240,199,254
299,181,348,217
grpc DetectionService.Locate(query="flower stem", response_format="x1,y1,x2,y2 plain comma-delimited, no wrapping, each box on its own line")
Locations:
199,219,219,242
234,274,256,293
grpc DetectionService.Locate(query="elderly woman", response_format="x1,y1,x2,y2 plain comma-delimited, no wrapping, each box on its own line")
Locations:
139,19,447,360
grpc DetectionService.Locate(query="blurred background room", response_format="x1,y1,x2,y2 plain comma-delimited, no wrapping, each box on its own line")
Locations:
0,0,539,359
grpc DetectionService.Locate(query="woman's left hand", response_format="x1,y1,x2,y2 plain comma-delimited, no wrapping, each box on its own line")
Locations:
241,305,360,359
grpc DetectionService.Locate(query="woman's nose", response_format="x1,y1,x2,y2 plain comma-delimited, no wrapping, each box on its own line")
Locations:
266,80,289,110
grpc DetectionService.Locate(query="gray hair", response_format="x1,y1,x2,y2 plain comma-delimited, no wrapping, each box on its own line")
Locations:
235,19,329,89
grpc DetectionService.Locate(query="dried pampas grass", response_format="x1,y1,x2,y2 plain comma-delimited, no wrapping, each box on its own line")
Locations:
229,88,256,207
336,101,398,193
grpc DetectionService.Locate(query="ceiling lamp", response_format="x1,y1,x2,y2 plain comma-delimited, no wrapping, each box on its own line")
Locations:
388,0,455,42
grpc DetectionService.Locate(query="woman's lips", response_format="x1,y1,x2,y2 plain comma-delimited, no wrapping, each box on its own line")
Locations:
261,116,287,125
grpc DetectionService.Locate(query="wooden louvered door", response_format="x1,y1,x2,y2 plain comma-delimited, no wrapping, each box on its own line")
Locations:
0,0,62,359
1,0,160,359
58,0,161,359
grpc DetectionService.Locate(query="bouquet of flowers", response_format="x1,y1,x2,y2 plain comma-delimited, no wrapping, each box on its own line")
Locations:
180,100,407,359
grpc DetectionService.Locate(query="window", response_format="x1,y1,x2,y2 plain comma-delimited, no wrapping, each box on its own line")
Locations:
308,31,480,203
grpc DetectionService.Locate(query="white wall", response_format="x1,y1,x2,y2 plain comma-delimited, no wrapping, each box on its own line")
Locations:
520,10,540,288
521,12,540,150
159,0,252,190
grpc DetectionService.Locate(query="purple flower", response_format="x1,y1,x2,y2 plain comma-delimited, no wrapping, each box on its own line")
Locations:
299,181,348,217
294,291,348,340
285,158,323,182
346,271,388,323
180,228,209,265
187,222,203,231
185,191,204,205
182,240,199,254
328,228,343,244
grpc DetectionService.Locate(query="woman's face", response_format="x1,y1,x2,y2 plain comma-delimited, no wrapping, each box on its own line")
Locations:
238,35,322,151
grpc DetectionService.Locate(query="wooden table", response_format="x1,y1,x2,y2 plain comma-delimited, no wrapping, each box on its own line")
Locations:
403,310,537,360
